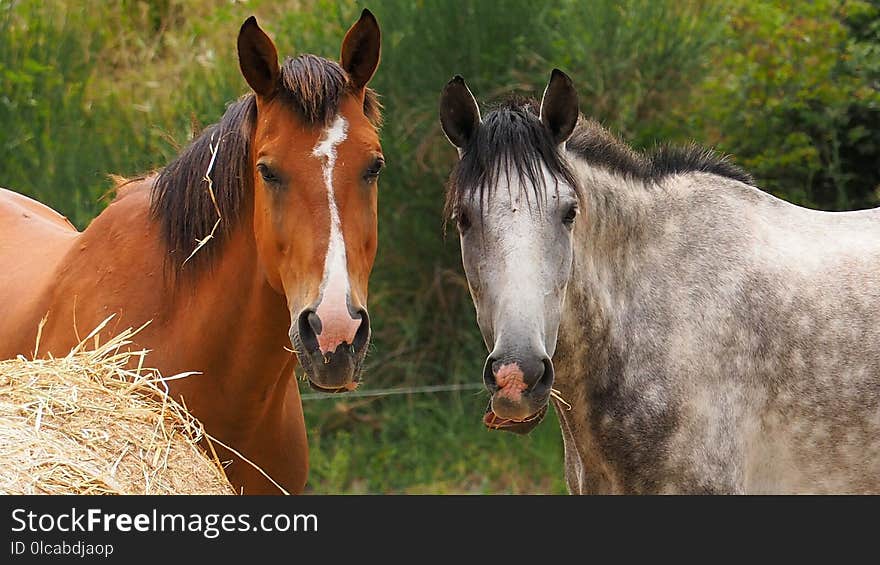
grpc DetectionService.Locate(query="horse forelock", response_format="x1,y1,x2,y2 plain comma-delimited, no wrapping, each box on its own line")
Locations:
149,54,382,274
278,54,382,128
445,97,579,223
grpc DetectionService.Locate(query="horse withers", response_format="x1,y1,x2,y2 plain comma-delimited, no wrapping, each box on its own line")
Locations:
0,10,385,494
439,70,880,493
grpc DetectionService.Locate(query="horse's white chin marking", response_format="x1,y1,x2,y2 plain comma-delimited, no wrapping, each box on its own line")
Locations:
311,116,357,350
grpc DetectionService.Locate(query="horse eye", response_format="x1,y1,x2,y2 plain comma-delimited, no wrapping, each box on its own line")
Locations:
257,163,281,185
364,157,385,182
562,204,578,227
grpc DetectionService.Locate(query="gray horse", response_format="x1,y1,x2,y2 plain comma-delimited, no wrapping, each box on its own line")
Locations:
439,69,880,494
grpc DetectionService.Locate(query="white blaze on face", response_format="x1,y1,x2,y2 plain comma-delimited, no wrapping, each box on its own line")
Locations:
469,165,573,359
311,115,359,353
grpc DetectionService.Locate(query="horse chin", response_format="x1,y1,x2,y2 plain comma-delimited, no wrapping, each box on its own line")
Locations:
300,356,361,393
306,379,357,394
290,331,363,394
482,403,548,435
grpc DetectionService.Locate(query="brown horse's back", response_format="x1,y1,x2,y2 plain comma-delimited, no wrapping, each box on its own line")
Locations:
0,188,80,357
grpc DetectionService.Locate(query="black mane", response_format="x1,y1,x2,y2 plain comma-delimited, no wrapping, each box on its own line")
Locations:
149,54,381,271
445,99,753,220
566,118,754,186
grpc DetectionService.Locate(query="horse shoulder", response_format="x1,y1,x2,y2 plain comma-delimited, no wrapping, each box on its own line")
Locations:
34,179,167,357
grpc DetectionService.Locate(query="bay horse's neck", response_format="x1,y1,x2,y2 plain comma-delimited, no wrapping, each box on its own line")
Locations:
69,179,304,492
163,217,295,402
150,188,297,425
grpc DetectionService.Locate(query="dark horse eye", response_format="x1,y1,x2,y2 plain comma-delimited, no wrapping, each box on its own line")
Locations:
562,204,578,227
257,163,281,185
364,156,385,182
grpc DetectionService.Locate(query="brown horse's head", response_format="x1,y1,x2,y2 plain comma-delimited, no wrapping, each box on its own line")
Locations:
237,11,382,392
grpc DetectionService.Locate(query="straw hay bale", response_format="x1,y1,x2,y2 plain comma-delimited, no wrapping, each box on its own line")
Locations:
0,323,234,495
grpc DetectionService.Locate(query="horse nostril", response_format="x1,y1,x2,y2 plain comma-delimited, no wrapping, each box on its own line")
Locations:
296,309,320,351
483,356,499,392
485,355,553,393
351,309,370,353
530,357,554,395
533,359,546,383
307,311,322,335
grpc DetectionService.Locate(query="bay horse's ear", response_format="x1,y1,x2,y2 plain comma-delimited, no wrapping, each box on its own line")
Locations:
440,75,481,153
341,9,381,91
237,16,280,98
540,69,579,145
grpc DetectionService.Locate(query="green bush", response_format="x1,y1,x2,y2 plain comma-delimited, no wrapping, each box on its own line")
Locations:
690,0,880,210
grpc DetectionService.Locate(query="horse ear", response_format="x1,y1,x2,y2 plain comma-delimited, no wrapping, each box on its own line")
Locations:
237,16,280,98
440,75,481,152
540,69,578,145
340,9,381,91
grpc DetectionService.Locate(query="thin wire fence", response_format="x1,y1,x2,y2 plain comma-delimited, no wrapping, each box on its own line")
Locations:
300,382,485,401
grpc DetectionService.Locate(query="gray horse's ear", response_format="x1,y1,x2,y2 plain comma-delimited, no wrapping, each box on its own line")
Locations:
238,16,280,98
440,75,481,153
540,69,578,145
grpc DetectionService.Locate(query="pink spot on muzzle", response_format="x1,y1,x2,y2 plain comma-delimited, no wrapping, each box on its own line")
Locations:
494,363,528,403
314,300,360,354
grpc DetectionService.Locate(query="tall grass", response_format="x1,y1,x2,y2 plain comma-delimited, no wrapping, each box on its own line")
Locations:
0,0,251,225
303,387,567,494
0,2,109,224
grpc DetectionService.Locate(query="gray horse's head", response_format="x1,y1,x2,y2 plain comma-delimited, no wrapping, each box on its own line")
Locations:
440,70,580,434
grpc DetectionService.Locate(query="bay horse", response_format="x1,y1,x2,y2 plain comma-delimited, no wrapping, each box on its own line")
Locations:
439,70,880,493
0,10,384,494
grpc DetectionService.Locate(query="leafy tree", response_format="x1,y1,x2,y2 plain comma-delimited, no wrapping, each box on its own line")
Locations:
691,0,880,210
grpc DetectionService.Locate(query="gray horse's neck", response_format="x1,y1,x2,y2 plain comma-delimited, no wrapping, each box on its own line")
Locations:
551,151,880,493
552,157,754,492
559,158,655,348
551,159,654,493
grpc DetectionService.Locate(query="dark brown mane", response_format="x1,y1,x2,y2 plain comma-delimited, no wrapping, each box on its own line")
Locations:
149,54,381,271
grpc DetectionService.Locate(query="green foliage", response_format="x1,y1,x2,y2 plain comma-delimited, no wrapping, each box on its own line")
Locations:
546,0,728,143
304,389,566,494
0,1,109,223
691,0,880,210
0,0,254,225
